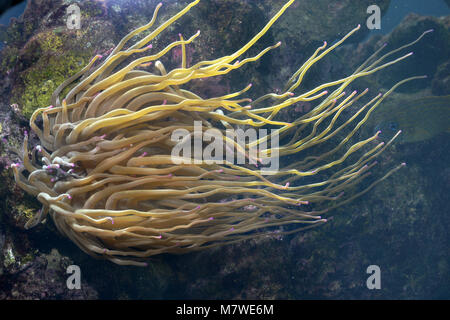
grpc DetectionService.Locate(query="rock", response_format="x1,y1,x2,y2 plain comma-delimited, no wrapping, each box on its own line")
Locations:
0,248,98,299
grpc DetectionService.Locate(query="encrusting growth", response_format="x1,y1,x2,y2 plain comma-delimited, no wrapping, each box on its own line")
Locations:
11,0,430,266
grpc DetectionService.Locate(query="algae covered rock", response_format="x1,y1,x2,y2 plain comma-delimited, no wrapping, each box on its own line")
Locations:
0,1,448,299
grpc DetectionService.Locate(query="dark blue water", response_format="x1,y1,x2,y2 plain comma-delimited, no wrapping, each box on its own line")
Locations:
372,0,450,35
0,1,26,49
0,1,26,26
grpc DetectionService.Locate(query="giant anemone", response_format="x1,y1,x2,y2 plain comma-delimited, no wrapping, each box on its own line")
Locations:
11,0,429,265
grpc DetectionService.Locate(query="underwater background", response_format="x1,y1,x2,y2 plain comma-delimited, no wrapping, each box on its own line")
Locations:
0,0,448,299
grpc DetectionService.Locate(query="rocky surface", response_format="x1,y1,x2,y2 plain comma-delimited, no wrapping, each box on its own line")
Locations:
0,0,448,299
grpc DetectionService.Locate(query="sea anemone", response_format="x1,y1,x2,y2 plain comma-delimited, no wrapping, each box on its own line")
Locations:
11,0,428,266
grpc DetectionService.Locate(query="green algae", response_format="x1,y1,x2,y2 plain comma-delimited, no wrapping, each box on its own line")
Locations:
368,94,450,143
14,204,35,221
10,31,92,118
